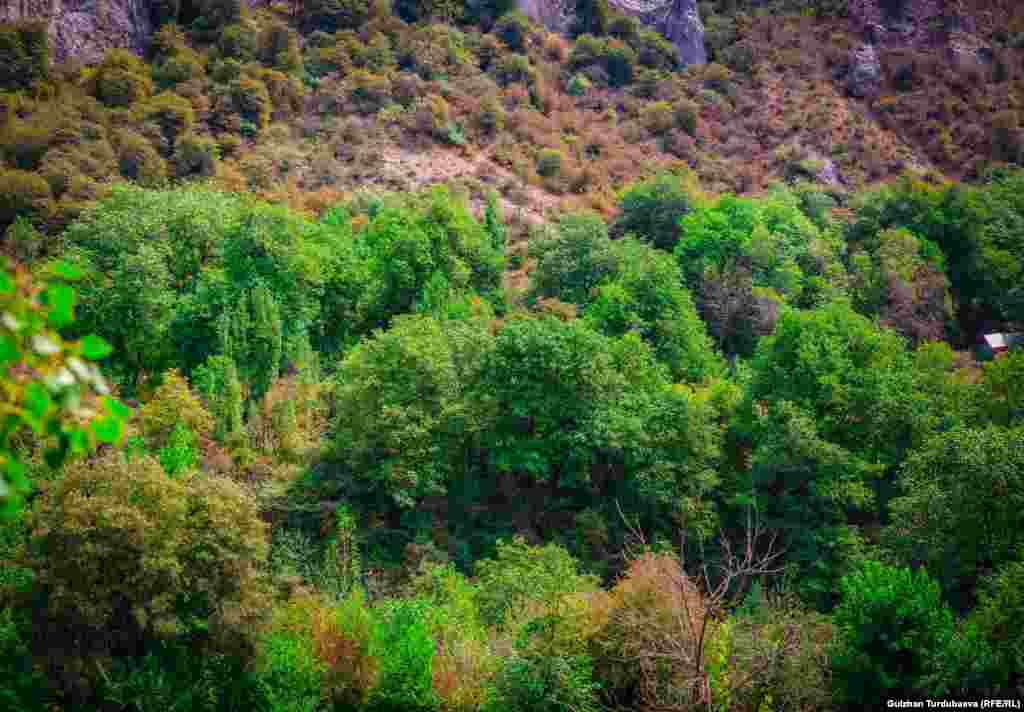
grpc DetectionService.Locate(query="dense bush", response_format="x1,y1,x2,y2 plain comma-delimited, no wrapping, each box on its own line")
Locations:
0,21,49,91
303,0,374,32
91,49,155,108
0,168,52,230
742,302,927,606
829,560,966,705
188,0,245,38
367,599,439,712
493,12,531,53
612,171,695,250
153,47,206,89
229,76,272,130
971,553,1024,692
0,116,54,171
536,148,563,177
475,537,600,629
258,22,302,73
887,425,1024,607
173,132,220,178
21,453,270,695
137,91,196,155
114,128,167,186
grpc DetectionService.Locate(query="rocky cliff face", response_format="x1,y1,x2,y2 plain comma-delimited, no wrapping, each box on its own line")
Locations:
0,0,154,63
517,0,706,67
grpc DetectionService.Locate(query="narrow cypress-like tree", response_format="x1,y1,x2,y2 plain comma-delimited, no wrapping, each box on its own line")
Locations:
484,190,506,252
248,283,283,403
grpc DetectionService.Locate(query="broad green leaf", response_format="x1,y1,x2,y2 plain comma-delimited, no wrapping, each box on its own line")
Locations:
80,334,113,361
69,428,90,454
46,283,76,328
0,334,18,366
49,260,85,281
25,383,51,432
4,459,28,492
105,396,133,421
93,416,123,444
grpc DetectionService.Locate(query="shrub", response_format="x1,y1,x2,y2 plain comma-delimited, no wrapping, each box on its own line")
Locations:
536,148,563,177
22,453,270,691
971,554,1024,690
476,33,502,70
151,21,187,58
719,41,755,74
612,171,694,250
475,537,599,629
368,600,439,712
173,132,220,179
494,53,533,85
0,606,47,711
830,560,959,705
566,73,591,96
218,23,257,61
229,77,272,130
254,626,325,712
153,48,206,89
115,128,167,186
604,42,636,87
0,117,53,170
400,23,469,81
0,21,49,91
608,15,641,42
137,91,196,155
485,653,600,712
572,0,609,38
634,29,679,71
191,0,244,39
350,70,392,114
38,139,118,198
139,369,215,450
478,94,505,133
302,0,373,32
91,49,155,108
271,590,377,708
992,110,1021,163
210,57,243,84
0,168,52,230
591,553,710,710
493,12,531,53
673,98,699,135
640,100,674,135
258,22,302,72
255,68,306,120
664,128,695,159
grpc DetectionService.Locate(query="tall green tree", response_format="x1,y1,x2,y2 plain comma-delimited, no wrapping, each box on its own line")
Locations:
612,171,696,251
830,560,969,706
886,425,1024,607
738,302,924,606
247,283,283,403
332,314,490,508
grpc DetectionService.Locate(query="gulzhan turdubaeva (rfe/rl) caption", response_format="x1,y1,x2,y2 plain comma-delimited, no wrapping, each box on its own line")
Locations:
886,701,1022,709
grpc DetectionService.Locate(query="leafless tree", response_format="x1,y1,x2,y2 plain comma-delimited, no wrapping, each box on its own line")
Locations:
609,501,794,711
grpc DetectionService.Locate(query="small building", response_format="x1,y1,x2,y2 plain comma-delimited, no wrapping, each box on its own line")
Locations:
977,332,1024,360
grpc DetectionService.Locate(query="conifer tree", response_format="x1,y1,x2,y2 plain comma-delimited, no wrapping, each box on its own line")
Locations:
248,283,283,403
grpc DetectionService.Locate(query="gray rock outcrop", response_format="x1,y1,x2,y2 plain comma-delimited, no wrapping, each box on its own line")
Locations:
630,0,706,67
1,0,154,63
846,43,881,98
517,0,706,67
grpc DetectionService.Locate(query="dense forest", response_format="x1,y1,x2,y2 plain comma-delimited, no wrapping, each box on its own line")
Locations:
0,0,1023,710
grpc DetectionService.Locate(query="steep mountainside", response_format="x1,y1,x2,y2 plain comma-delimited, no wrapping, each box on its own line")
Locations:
0,0,154,62
1,0,1022,229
